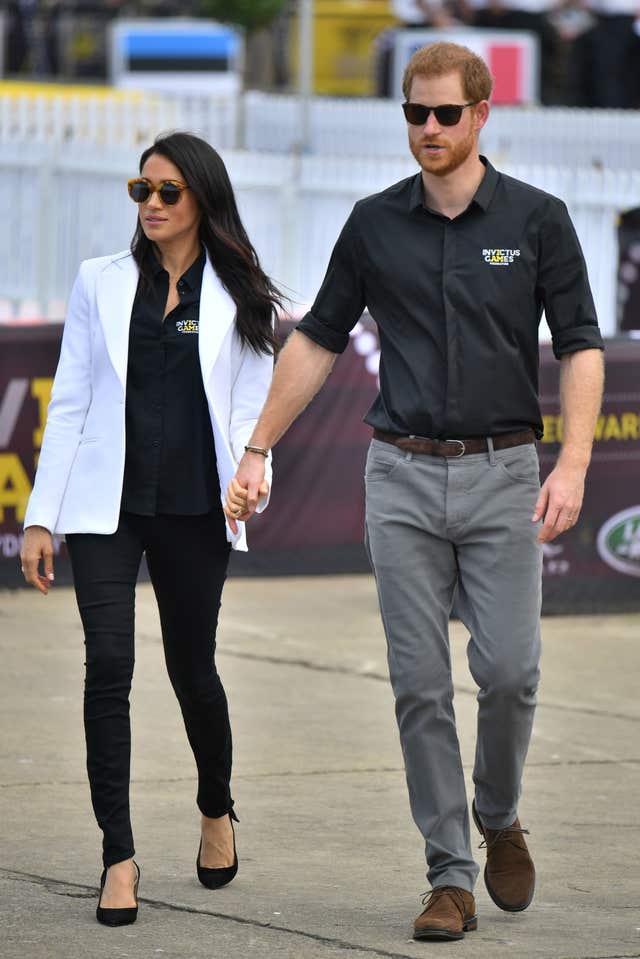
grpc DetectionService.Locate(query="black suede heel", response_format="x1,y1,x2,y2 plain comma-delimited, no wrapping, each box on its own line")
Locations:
197,810,239,889
96,861,140,926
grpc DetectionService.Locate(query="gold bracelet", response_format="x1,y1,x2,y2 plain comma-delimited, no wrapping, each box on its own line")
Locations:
244,445,269,457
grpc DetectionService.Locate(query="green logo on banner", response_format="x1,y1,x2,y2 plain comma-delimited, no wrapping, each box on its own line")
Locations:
597,506,640,577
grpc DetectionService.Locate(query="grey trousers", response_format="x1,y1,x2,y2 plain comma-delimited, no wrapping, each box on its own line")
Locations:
364,438,542,893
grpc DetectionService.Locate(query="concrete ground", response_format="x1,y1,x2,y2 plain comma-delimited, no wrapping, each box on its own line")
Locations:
1,575,639,959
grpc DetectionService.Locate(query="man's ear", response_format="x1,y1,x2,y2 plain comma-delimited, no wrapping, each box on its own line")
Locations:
474,100,490,133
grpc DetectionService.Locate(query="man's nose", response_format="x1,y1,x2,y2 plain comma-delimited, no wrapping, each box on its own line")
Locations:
423,110,441,134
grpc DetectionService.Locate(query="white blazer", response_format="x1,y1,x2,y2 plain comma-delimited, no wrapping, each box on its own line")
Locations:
24,250,273,551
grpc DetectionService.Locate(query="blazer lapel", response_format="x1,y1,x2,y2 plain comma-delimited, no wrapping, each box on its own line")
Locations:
95,253,139,392
199,259,236,385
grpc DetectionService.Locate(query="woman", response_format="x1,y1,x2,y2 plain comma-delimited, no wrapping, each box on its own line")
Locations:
20,132,278,926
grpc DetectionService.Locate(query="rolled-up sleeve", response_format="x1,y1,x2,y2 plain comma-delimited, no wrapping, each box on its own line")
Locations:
296,206,366,353
537,198,604,359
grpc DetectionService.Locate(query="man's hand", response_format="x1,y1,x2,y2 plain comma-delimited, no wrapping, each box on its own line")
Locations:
532,463,586,543
533,349,602,544
20,525,55,595
223,452,269,534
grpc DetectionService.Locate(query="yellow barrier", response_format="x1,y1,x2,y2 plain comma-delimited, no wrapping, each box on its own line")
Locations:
0,81,143,101
292,0,398,97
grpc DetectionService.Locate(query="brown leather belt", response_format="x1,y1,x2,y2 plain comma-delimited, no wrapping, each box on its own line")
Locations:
372,428,536,458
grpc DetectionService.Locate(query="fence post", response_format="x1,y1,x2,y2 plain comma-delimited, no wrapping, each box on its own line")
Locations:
280,153,302,308
34,144,55,319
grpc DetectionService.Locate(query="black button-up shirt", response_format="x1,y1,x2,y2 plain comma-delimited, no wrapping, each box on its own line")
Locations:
297,158,603,439
121,249,219,516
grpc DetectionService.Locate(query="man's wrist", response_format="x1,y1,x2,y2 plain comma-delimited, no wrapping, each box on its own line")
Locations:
557,448,590,473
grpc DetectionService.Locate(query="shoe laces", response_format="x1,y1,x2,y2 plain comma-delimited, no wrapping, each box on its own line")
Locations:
479,825,530,851
420,885,468,918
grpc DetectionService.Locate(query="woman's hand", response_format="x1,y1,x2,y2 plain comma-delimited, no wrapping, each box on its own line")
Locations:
20,526,55,595
223,467,269,535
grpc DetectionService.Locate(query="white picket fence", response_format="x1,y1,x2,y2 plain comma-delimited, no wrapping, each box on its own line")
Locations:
0,140,637,336
2,88,640,171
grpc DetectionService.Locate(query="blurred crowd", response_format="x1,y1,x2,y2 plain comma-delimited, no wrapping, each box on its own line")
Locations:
387,0,640,106
1,0,199,77
2,0,640,108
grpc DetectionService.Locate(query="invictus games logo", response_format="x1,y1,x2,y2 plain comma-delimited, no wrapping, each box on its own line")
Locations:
176,318,198,333
483,248,521,266
597,506,640,577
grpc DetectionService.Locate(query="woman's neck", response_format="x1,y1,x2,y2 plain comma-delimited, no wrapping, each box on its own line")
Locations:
153,236,202,279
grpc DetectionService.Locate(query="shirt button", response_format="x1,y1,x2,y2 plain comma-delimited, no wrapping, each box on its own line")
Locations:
152,440,160,448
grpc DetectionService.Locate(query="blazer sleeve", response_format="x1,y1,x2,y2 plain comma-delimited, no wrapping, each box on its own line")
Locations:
229,329,274,514
23,262,93,532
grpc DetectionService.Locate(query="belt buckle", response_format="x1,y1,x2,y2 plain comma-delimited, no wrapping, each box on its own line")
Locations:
445,438,466,458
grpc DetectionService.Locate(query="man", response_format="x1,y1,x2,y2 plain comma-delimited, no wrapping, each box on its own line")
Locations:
225,42,604,941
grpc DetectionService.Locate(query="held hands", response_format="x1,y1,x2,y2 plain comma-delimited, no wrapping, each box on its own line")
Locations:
532,462,586,544
223,451,269,534
20,525,55,595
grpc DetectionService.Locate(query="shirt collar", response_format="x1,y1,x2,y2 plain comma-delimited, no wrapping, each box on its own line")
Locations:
408,155,499,214
180,247,206,291
148,246,165,276
409,173,424,212
473,156,499,211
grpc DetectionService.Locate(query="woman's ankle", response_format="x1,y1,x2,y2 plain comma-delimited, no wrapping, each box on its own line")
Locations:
106,858,136,878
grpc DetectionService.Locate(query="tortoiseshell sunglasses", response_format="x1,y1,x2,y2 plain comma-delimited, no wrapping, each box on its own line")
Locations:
127,178,189,205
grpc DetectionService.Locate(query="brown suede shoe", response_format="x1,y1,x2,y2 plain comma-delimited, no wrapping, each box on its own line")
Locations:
413,886,477,941
472,800,535,912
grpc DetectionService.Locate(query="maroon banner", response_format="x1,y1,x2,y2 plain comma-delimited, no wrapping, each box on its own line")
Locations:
538,340,640,611
0,325,70,584
1,322,639,612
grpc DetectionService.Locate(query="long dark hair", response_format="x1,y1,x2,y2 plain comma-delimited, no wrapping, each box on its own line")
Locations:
131,132,280,355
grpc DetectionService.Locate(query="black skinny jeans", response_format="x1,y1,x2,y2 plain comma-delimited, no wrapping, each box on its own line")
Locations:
66,509,232,867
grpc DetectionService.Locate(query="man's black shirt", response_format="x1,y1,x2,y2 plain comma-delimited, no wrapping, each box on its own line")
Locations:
121,249,219,516
297,158,604,439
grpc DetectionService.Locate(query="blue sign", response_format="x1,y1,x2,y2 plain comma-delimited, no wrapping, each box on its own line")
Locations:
109,19,244,92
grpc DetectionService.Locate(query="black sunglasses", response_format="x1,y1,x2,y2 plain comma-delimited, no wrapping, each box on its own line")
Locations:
127,178,189,205
402,101,480,127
